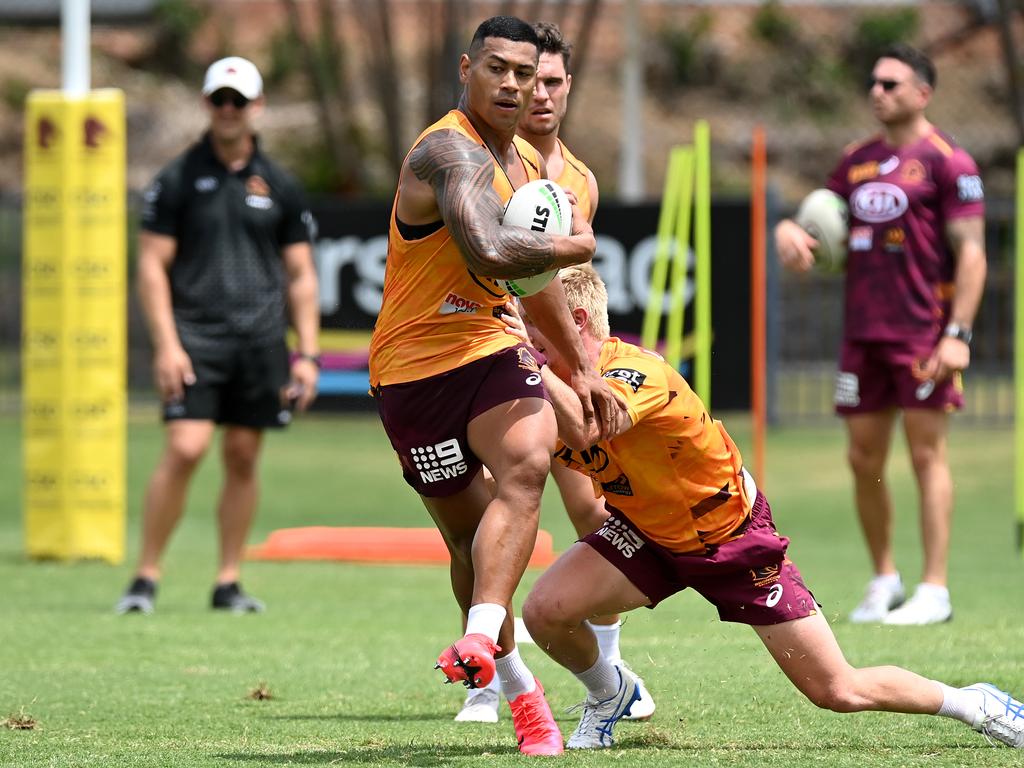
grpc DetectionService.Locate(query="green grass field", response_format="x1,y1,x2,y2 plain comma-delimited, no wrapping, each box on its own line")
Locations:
1,412,1022,767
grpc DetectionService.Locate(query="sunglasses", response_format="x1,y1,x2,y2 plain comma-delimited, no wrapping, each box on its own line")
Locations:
209,90,250,109
868,78,901,93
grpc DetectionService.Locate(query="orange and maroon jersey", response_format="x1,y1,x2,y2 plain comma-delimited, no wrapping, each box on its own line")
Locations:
554,139,593,221
369,110,543,386
553,338,753,554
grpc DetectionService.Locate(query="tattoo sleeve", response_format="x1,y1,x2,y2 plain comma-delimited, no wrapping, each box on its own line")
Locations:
408,129,557,279
945,215,985,258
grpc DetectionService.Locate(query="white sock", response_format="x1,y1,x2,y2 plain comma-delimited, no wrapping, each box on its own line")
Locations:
934,682,981,727
588,620,622,665
575,656,621,702
465,603,506,643
496,647,536,700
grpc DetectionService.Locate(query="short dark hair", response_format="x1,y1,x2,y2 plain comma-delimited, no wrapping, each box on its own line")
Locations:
469,16,539,58
879,44,936,89
534,21,573,71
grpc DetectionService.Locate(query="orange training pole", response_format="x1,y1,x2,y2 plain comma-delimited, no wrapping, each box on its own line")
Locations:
750,126,767,489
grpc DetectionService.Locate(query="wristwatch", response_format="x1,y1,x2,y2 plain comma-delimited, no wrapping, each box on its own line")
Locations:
943,323,973,346
298,352,323,368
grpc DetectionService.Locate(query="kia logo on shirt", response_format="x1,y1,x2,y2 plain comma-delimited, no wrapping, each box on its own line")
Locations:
849,182,909,223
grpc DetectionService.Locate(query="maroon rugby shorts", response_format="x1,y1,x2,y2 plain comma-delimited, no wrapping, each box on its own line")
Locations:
373,344,549,497
834,338,963,415
582,493,819,625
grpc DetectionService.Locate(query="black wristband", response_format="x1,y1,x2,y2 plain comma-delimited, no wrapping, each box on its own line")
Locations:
943,323,972,346
298,352,322,368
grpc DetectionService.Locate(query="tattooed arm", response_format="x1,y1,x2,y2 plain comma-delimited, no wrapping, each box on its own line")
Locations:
400,129,596,279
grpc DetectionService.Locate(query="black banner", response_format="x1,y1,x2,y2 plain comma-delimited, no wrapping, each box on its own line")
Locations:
310,199,751,410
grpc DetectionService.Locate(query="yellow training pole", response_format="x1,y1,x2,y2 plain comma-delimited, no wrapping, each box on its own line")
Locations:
693,120,712,408
642,147,687,350
666,148,694,369
1016,147,1024,553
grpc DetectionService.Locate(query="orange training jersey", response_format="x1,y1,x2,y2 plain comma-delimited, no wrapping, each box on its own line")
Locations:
554,139,593,221
369,110,543,386
553,338,753,554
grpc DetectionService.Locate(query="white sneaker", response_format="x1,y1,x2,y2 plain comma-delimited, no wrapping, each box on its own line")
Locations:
882,584,951,625
454,686,500,723
566,666,641,749
962,683,1024,748
849,575,905,623
616,661,655,721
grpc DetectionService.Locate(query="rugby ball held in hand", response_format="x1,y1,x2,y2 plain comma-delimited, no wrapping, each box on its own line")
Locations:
795,188,849,272
498,179,571,297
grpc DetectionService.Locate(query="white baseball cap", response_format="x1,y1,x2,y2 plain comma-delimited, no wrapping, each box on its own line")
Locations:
202,56,263,100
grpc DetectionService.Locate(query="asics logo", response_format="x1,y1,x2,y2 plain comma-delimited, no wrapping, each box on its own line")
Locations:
766,584,784,607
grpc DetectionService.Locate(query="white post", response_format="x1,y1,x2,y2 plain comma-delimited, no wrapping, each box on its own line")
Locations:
62,0,91,96
618,0,644,201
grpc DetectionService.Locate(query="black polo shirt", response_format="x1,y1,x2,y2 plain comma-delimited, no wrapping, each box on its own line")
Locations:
141,133,313,348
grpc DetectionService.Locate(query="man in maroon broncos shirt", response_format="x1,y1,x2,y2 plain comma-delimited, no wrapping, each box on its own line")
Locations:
775,44,986,626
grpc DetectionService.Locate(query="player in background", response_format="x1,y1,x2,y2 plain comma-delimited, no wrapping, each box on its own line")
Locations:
116,57,320,615
508,265,1021,751
368,16,623,756
775,45,986,625
455,21,655,725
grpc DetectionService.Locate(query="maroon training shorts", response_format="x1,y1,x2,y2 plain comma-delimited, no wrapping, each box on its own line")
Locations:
373,344,549,497
834,338,963,415
582,493,819,625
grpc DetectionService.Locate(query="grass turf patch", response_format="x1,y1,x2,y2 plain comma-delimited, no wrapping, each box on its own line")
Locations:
0,413,1021,766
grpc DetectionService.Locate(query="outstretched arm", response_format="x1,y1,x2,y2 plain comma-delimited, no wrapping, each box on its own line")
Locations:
406,130,596,279
540,365,633,451
522,281,626,438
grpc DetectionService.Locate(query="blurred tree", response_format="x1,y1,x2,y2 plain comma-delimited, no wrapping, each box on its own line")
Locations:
280,0,366,193
994,0,1024,144
277,0,602,195
128,0,208,77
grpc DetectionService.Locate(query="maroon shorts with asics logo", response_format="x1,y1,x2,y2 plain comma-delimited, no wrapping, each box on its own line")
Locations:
834,338,963,415
373,344,549,498
583,493,819,625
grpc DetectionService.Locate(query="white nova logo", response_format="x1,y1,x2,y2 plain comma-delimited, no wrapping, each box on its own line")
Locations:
850,182,908,223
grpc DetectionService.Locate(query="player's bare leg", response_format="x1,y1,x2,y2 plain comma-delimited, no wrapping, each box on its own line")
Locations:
902,409,952,586
552,461,656,718
116,420,215,614
523,542,650,747
885,409,953,624
845,410,905,622
754,611,1024,747
216,426,263,584
756,612,942,713
466,397,554,609
431,397,563,754
138,420,216,581
210,426,266,612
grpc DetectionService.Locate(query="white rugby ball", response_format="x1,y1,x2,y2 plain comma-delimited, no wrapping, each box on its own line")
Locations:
795,188,849,272
498,179,572,297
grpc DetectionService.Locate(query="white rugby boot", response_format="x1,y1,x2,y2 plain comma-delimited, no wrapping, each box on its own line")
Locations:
454,682,500,723
616,661,655,721
882,583,951,625
849,574,904,623
962,683,1024,748
566,666,641,749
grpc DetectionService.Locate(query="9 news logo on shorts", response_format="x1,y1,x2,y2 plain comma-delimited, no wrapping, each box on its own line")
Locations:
410,438,468,484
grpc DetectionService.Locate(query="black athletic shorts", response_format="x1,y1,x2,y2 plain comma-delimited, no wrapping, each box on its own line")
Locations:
162,338,291,429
